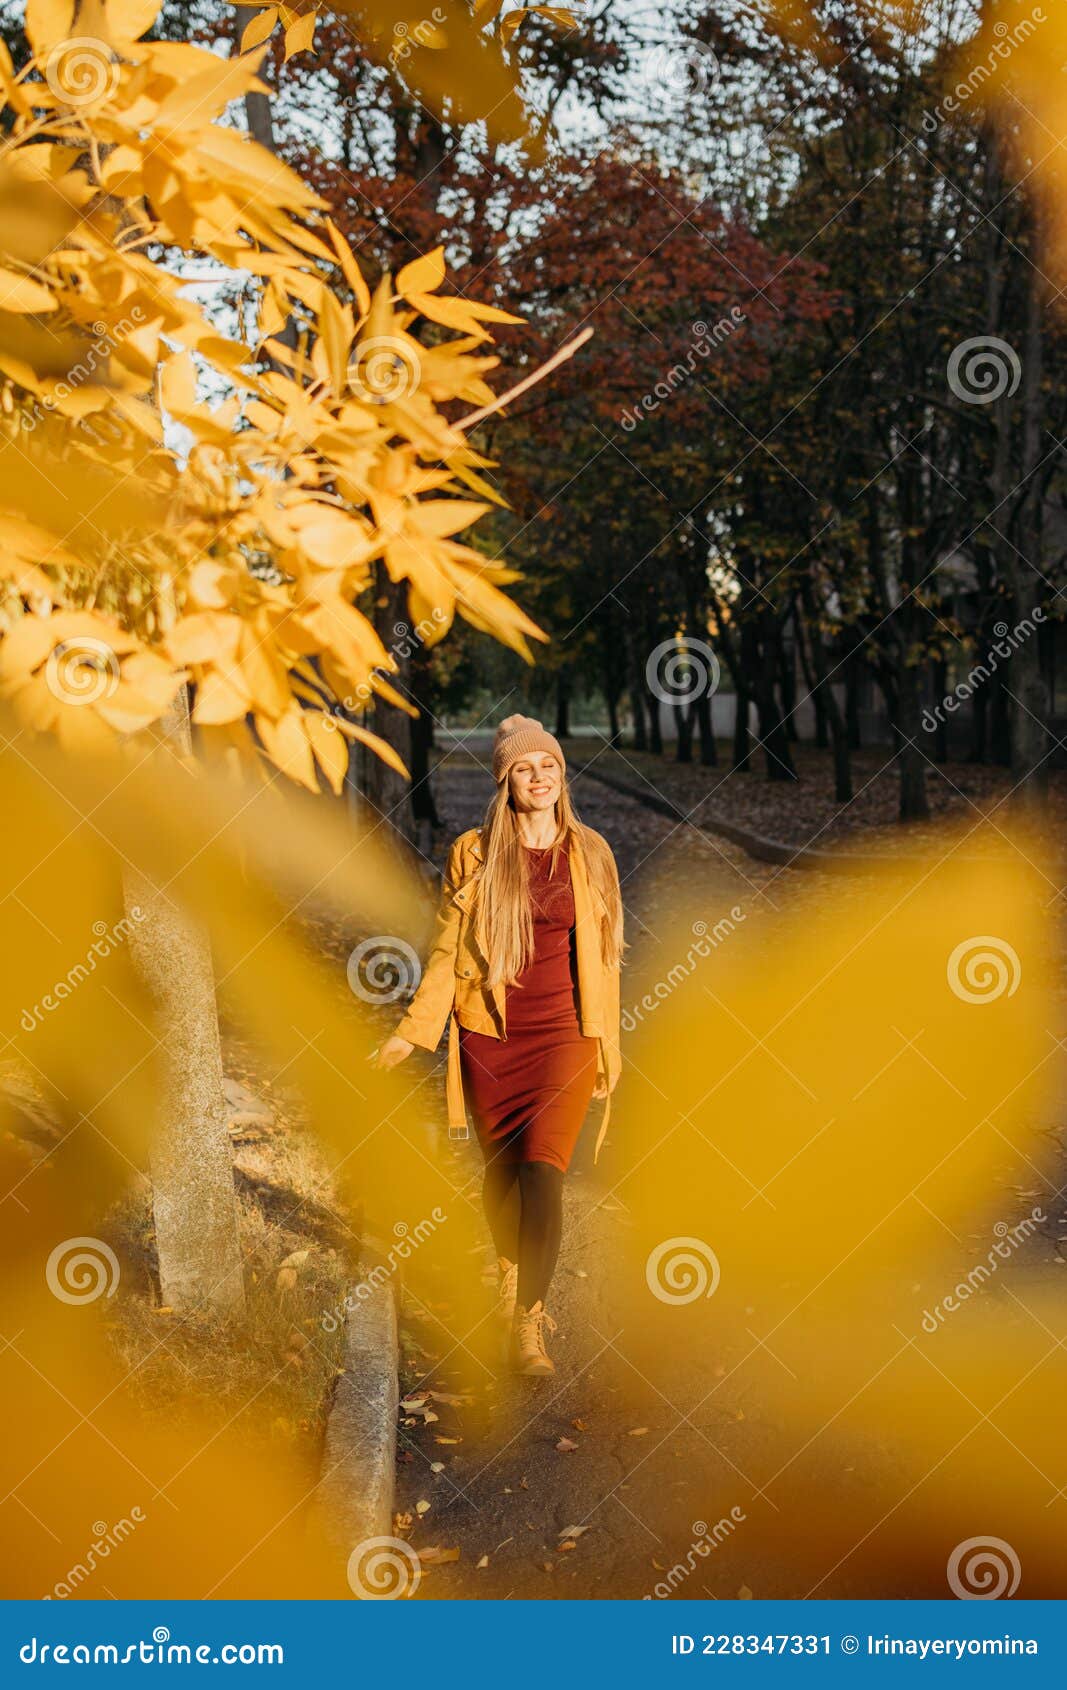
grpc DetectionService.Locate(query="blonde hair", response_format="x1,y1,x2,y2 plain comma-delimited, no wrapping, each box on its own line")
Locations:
473,776,624,987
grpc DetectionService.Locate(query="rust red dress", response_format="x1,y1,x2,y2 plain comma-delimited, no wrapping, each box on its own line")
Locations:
458,844,598,1173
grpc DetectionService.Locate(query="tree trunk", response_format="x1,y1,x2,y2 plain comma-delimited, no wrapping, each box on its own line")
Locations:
695,689,717,765
896,656,929,821
1009,263,1049,802
125,694,244,1319
555,670,571,740
675,703,694,763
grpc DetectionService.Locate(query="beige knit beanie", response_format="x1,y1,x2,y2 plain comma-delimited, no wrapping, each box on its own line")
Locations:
491,714,566,784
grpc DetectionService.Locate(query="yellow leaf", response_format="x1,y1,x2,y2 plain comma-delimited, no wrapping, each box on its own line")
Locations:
406,291,524,338
325,220,371,317
0,269,56,314
305,708,348,794
241,6,278,52
396,247,446,299
104,0,161,40
333,721,409,778
256,706,318,790
24,0,74,55
283,9,316,57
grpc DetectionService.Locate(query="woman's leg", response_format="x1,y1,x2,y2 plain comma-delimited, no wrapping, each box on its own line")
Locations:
481,1154,522,1263
516,1159,565,1308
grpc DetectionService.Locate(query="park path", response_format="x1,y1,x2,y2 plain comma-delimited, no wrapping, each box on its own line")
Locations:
390,748,1067,1600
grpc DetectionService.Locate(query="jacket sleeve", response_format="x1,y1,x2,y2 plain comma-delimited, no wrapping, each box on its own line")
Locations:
393,840,463,1053
601,845,623,1088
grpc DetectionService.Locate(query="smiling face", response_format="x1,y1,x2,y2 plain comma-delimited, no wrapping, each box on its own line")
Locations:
508,750,563,814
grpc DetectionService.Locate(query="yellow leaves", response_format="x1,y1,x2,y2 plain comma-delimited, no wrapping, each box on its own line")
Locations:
0,3,547,800
403,290,524,342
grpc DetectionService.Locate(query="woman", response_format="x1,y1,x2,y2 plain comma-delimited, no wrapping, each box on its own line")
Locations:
375,715,624,1377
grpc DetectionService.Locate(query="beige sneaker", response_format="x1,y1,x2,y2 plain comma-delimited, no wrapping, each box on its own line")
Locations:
497,1257,518,1329
510,1301,557,1377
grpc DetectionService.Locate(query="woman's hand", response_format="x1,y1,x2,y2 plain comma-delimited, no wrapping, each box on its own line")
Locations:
372,1035,415,1070
592,1071,618,1100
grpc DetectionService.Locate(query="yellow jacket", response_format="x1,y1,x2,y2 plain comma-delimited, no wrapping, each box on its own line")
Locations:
395,826,622,1160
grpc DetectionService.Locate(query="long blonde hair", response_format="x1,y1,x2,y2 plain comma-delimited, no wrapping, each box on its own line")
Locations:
473,777,624,987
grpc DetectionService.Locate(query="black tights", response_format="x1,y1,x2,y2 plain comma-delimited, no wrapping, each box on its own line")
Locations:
481,1159,564,1309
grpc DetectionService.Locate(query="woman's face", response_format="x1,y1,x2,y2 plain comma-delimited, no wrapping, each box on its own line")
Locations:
509,751,562,813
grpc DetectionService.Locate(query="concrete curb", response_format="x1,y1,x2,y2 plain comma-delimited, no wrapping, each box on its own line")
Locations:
571,761,905,872
313,1270,398,1555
